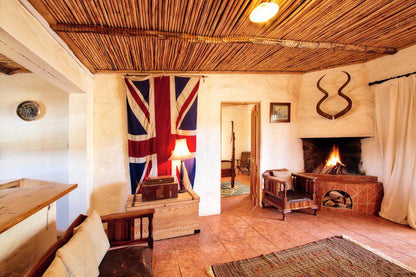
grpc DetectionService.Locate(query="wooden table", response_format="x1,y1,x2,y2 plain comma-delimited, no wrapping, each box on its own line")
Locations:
126,188,200,240
0,181,77,234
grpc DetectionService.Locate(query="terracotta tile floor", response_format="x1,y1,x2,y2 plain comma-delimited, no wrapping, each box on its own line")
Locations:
154,194,416,277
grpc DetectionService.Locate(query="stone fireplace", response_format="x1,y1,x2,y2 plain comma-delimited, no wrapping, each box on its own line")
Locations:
301,137,383,215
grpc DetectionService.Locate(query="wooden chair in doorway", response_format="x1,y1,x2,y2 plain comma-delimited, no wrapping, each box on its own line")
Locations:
262,169,318,220
236,151,251,175
221,121,236,187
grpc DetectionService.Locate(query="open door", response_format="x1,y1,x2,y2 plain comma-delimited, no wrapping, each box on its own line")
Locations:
250,105,260,206
221,102,260,204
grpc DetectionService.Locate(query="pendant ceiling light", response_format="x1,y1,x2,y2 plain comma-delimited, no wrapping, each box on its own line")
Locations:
249,2,279,23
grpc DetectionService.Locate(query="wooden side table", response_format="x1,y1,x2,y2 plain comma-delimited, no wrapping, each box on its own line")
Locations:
126,188,200,240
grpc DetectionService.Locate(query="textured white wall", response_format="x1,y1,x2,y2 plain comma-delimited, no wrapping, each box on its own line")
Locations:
0,74,69,183
197,75,303,214
0,0,93,230
366,45,416,83
68,94,88,224
92,74,130,215
92,74,303,216
91,48,416,217
0,202,57,277
221,105,253,161
298,64,375,138
0,73,88,230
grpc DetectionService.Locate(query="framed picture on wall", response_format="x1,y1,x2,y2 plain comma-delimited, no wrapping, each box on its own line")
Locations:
270,102,290,123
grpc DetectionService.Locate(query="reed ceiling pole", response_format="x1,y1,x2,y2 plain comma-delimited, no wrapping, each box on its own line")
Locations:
51,24,398,55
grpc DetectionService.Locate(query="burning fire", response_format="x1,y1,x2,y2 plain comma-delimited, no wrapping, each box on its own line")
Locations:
326,145,343,167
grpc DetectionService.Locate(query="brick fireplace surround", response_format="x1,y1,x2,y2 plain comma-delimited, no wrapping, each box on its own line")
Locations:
303,173,383,215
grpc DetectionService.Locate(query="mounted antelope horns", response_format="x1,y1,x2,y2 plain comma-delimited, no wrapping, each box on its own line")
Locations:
316,75,333,119
316,71,352,120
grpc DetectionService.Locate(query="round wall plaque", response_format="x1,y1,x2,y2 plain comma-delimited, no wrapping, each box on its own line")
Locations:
16,101,41,121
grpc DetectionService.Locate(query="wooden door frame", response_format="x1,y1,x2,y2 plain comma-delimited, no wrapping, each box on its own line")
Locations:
220,102,261,206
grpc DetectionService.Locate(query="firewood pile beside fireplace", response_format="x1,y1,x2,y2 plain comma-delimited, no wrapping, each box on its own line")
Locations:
322,190,352,209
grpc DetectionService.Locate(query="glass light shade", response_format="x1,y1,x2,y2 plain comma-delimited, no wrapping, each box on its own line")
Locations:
249,2,279,23
170,139,193,160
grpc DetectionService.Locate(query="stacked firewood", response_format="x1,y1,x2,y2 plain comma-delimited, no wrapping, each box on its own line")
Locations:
320,162,345,174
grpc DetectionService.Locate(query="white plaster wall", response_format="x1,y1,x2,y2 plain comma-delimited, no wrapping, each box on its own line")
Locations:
198,75,303,214
0,73,88,230
298,64,375,138
0,0,94,224
92,74,130,215
0,204,57,277
221,105,253,160
366,45,416,83
90,47,416,217
92,74,303,216
0,74,69,183
68,94,88,224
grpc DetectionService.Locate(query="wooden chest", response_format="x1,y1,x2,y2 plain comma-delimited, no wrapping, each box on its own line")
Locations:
141,176,178,201
145,176,175,184
142,182,178,201
126,188,200,240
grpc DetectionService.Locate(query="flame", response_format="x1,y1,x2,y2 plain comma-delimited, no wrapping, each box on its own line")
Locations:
326,145,342,167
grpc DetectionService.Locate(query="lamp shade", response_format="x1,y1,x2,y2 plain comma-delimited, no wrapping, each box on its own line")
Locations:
170,139,193,160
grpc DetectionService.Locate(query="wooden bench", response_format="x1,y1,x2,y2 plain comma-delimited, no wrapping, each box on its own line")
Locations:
26,209,155,276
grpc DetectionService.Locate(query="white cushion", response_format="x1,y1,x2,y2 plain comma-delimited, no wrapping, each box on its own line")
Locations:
74,210,110,266
42,256,68,277
57,227,99,277
272,170,293,190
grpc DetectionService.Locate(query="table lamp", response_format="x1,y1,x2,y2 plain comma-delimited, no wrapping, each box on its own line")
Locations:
170,138,193,193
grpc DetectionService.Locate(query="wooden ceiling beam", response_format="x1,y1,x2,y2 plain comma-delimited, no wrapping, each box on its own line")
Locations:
51,23,398,55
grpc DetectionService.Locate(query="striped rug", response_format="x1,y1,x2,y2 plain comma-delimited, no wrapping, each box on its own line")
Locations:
210,236,416,277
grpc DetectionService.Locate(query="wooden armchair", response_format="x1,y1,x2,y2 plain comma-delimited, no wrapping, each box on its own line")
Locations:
101,209,154,248
262,169,318,220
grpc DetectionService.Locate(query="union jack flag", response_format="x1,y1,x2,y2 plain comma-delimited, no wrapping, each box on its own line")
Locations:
125,76,199,194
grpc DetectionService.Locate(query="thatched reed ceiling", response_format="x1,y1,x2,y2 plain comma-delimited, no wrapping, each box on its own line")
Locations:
0,54,31,75
27,0,416,74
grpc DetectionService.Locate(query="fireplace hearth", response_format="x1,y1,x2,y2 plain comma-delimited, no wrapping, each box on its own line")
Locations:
302,137,365,175
304,173,383,215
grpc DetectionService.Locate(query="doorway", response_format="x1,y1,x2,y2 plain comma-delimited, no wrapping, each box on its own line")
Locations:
220,102,260,206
